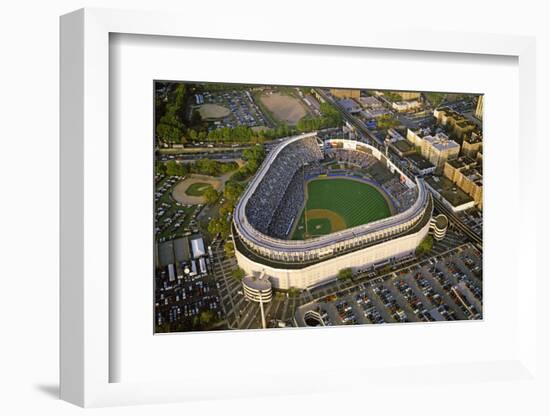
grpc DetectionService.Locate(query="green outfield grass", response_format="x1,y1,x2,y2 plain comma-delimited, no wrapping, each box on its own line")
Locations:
306,218,332,235
185,182,213,196
292,178,392,240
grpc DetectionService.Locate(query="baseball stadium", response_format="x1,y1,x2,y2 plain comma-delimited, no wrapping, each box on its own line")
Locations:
232,132,433,289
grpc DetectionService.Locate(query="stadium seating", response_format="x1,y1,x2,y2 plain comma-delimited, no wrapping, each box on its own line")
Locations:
267,167,306,238
325,148,418,214
245,137,323,235
245,137,418,240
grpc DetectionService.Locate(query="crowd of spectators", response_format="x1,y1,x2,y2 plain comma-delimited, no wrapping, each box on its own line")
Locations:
325,148,377,169
382,177,418,213
245,137,323,234
267,167,306,238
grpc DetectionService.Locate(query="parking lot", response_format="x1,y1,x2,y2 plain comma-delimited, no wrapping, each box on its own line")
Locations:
155,174,202,242
155,239,227,332
200,89,270,131
209,240,305,330
458,208,483,238
295,243,482,327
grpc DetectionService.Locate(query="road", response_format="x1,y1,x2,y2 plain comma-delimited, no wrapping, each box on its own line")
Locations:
314,88,385,147
432,198,482,248
159,150,243,162
210,242,242,327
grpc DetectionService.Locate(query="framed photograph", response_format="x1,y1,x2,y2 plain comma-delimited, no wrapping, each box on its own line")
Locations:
152,80,483,334
60,7,540,408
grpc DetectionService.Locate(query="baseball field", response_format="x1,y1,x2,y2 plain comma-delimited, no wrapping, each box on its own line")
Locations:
185,182,213,196
197,103,231,120
259,92,308,125
291,178,393,240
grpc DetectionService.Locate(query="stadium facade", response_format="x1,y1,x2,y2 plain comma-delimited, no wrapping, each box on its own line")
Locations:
232,132,433,289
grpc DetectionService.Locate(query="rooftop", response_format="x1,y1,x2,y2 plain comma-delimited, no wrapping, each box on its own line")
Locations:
360,96,383,108
392,139,415,153
447,156,477,170
426,176,473,207
242,275,272,292
434,214,449,229
424,133,460,151
339,98,361,113
464,132,483,144
407,153,435,170
435,107,478,131
461,168,483,185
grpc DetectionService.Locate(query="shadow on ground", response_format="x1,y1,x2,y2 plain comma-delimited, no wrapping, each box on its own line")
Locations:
35,384,59,399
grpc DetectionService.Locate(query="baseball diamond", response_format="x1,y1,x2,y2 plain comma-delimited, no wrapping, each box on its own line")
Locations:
292,178,393,239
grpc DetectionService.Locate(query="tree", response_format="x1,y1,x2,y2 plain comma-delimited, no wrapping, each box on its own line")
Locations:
230,168,249,182
156,122,182,143
187,128,198,141
224,181,245,204
416,235,434,256
219,201,234,218
241,145,265,176
223,240,235,258
173,83,187,108
219,161,239,174
203,187,219,205
165,160,185,176
377,114,400,130
199,310,216,326
287,287,301,297
207,125,255,143
155,82,188,143
155,162,167,176
207,217,227,236
190,109,202,127
194,158,218,176
337,268,353,281
232,267,245,281
242,145,265,162
294,103,342,133
382,91,402,102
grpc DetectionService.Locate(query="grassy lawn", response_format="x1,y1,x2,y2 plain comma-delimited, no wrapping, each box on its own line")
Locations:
185,182,213,196
292,178,392,239
424,92,446,107
306,218,332,236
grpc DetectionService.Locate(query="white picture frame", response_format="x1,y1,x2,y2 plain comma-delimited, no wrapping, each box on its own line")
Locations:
60,7,540,408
